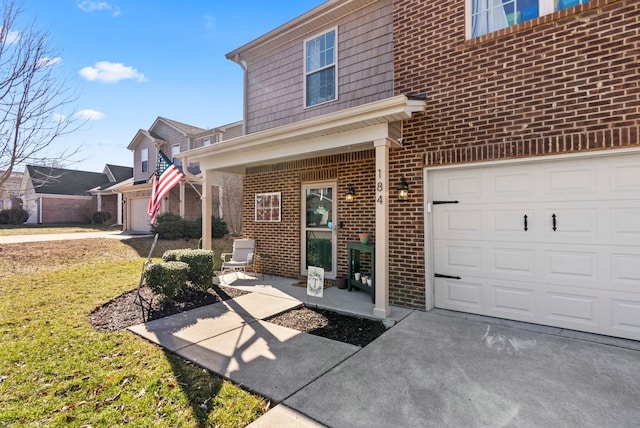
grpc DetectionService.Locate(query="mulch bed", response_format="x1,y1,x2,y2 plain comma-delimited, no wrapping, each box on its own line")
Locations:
90,284,388,347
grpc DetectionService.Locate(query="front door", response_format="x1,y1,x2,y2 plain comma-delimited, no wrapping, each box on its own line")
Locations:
302,182,337,279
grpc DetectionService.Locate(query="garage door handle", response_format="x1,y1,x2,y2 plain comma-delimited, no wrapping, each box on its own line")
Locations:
435,273,461,280
524,215,528,231
552,213,557,231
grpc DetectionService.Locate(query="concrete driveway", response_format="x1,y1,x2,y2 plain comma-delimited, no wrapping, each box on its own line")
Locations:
281,310,640,428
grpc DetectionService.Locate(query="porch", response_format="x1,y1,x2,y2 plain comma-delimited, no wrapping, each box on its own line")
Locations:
215,272,413,323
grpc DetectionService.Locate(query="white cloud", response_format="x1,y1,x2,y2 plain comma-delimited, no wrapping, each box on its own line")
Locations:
78,61,147,83
76,109,105,121
52,113,67,122
5,29,20,44
77,1,110,12
77,1,121,17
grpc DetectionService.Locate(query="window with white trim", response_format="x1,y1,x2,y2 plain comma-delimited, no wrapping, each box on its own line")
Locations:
305,29,337,107
172,144,181,167
141,148,148,173
469,0,591,38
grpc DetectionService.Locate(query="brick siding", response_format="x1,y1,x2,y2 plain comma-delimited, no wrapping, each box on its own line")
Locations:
41,197,95,224
388,0,640,308
243,151,376,280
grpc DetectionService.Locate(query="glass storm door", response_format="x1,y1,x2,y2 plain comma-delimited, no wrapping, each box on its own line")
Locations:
302,183,337,278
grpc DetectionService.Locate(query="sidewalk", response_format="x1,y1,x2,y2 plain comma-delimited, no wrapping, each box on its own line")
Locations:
0,230,148,244
128,291,361,403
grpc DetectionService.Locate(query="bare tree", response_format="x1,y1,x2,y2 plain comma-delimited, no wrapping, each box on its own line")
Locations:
0,1,81,189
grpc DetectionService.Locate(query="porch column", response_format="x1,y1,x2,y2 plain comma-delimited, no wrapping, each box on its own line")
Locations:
373,138,392,318
116,193,123,224
97,194,102,212
179,181,185,218
201,170,213,250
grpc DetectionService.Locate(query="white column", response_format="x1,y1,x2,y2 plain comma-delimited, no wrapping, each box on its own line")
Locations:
373,138,392,318
116,193,123,224
179,181,185,218
97,194,102,212
201,170,213,250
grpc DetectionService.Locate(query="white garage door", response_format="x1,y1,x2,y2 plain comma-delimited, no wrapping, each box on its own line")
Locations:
129,197,151,234
430,152,640,341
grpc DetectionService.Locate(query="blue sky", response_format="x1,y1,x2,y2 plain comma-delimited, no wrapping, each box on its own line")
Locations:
21,0,325,172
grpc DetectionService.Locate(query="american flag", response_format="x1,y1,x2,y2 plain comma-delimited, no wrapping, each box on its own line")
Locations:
147,150,184,224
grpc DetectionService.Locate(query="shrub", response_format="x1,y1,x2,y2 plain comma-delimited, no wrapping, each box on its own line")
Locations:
0,208,29,225
212,216,228,238
151,213,229,240
92,211,112,225
183,218,201,240
163,249,214,291
143,261,189,300
151,212,184,240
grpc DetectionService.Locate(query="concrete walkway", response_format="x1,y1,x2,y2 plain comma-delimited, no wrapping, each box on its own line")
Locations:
128,291,361,403
0,230,148,244
129,281,640,427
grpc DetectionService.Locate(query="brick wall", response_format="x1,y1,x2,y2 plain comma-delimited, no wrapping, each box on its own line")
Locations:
42,197,95,224
243,151,376,280
388,0,640,308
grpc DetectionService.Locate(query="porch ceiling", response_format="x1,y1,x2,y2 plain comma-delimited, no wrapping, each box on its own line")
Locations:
179,95,426,174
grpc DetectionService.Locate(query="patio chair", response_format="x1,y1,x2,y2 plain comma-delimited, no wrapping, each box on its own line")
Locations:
219,239,257,278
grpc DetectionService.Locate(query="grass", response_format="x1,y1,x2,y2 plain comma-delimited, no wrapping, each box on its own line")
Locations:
0,236,268,427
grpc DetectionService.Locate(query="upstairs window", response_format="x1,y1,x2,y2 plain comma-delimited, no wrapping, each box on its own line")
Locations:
172,144,181,167
141,148,148,173
305,29,337,107
469,0,592,38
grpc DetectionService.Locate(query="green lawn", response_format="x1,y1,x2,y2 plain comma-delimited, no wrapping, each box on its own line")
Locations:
0,237,267,427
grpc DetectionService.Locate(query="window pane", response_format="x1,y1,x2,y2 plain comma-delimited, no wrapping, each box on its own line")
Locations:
306,67,335,106
306,231,332,271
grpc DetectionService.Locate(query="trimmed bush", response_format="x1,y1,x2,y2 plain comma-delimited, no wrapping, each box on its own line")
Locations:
211,216,228,238
143,261,189,300
163,249,215,291
150,212,184,240
0,208,29,225
92,211,112,225
151,212,229,240
183,218,201,240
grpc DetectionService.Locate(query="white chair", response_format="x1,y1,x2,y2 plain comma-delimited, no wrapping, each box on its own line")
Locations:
219,239,256,278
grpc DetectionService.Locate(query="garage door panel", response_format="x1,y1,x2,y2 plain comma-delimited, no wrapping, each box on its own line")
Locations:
435,278,483,309
611,161,640,193
492,248,536,276
611,206,640,244
492,171,534,195
491,285,536,318
546,250,598,282
545,291,599,326
434,243,482,273
611,252,640,288
431,152,640,341
611,298,640,334
544,165,596,196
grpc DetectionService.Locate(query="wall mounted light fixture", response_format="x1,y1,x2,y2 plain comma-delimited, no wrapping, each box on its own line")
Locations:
345,184,356,203
397,177,409,202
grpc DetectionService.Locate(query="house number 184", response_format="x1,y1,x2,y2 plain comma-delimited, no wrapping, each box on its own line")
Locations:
376,169,383,204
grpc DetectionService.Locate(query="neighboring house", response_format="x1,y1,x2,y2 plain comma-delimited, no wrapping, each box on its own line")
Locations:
20,164,132,224
120,117,243,234
0,171,24,210
181,0,640,342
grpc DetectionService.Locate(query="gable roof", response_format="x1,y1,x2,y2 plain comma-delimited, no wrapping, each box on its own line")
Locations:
154,117,206,136
26,165,112,196
104,164,133,183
